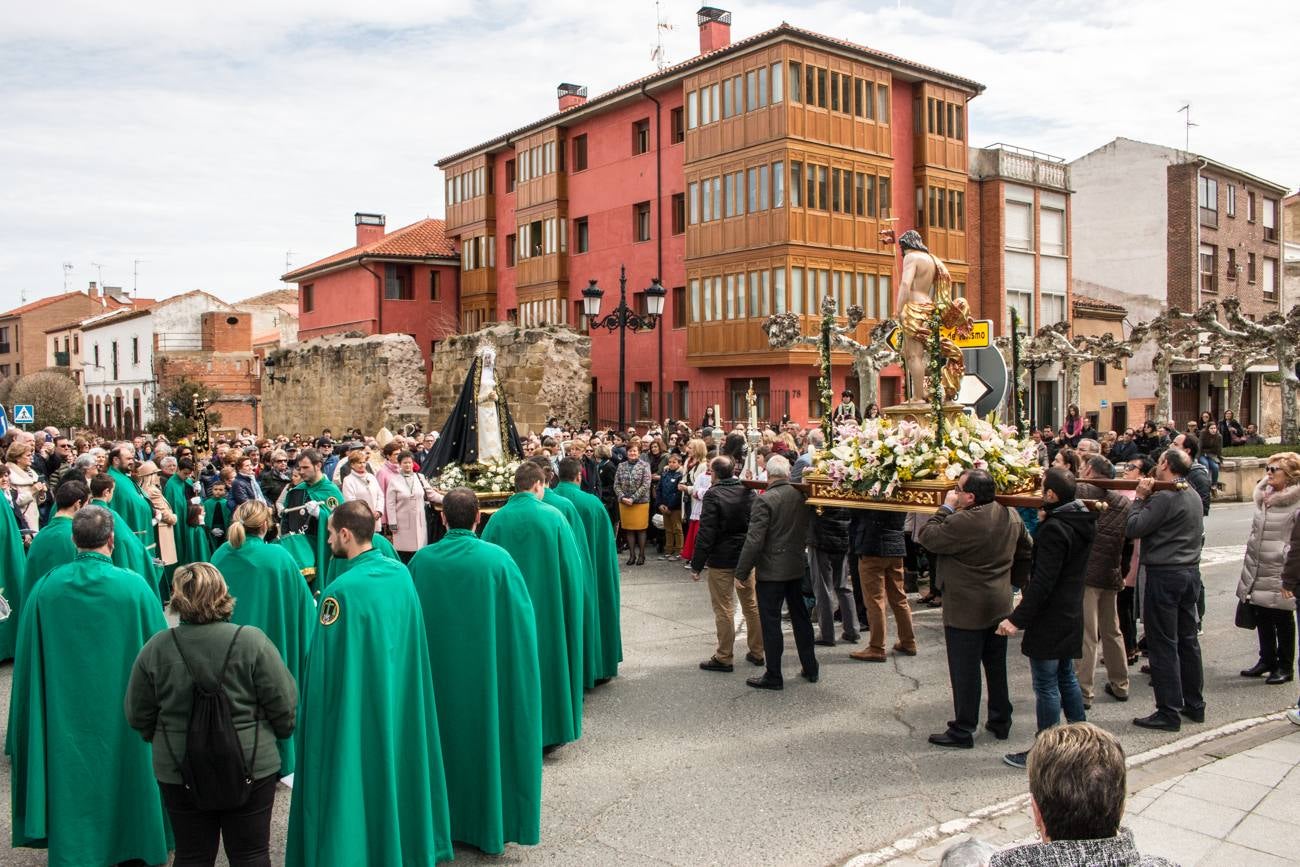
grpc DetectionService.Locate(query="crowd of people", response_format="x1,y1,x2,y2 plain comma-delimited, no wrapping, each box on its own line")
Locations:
0,396,1296,865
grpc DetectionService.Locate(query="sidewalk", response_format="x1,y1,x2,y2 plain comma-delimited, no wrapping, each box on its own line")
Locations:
844,712,1298,867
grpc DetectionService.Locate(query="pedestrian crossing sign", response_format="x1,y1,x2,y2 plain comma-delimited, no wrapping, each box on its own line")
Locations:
12,404,34,425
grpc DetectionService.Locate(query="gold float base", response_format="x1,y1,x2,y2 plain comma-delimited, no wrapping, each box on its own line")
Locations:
803,473,956,513
881,400,969,430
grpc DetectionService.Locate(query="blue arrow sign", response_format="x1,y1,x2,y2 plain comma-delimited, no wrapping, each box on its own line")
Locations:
12,404,34,425
0,405,7,438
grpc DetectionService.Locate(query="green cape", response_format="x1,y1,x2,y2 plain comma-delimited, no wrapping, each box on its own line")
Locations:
202,495,229,551
20,515,76,619
543,488,601,689
211,536,316,775
287,476,344,590
286,548,452,866
481,492,585,747
92,499,164,593
9,552,170,866
322,531,396,587
554,481,623,681
0,493,26,661
107,467,156,555
408,529,542,853
164,474,211,568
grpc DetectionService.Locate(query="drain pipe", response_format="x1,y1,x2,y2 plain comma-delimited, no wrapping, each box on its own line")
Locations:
642,81,665,423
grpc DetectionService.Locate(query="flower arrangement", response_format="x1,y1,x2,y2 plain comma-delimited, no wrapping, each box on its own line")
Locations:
815,413,1041,499
432,458,521,493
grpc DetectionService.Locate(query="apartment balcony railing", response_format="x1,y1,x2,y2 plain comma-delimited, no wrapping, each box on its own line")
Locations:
980,143,1070,190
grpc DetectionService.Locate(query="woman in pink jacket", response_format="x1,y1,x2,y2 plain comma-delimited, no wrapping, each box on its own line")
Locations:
385,451,442,562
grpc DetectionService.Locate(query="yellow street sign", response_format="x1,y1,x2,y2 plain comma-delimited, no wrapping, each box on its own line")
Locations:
887,319,992,351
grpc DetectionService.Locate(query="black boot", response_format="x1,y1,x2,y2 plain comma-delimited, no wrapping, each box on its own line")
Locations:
1240,660,1272,678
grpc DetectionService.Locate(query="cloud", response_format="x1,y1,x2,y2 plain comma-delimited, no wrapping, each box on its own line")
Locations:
1,0,1294,309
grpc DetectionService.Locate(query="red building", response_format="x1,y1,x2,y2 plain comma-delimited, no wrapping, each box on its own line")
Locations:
437,7,983,428
283,214,460,366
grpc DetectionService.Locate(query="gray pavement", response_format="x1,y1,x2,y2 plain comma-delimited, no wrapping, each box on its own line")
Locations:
2,500,1294,866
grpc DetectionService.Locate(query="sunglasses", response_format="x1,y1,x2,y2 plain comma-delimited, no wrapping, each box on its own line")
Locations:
1266,466,1282,473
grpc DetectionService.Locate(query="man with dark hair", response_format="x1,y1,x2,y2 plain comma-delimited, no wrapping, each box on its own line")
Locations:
289,500,452,865
1127,446,1206,731
990,723,1174,866
87,474,160,588
997,468,1096,769
282,447,345,590
554,457,622,685
106,442,155,560
407,487,543,854
691,455,763,673
10,504,169,866
1075,455,1133,710
20,480,89,605
164,456,210,577
1171,433,1211,516
919,469,1033,749
482,453,586,748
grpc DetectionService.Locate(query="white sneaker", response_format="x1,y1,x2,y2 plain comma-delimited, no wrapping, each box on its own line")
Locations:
1287,708,1300,726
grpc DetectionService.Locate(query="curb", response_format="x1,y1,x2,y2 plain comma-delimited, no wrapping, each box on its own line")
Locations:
840,710,1292,867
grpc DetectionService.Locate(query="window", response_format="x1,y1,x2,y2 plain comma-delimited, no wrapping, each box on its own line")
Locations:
1198,175,1218,228
671,193,686,235
1226,183,1236,217
877,84,889,123
93,342,100,367
789,62,802,103
771,62,783,103
1263,198,1278,241
1227,247,1237,280
1041,291,1067,327
1093,361,1108,385
672,286,686,329
573,135,588,171
633,118,650,154
688,182,699,224
758,65,769,108
746,70,758,112
816,165,827,210
747,167,759,213
773,160,785,207
1006,200,1033,250
790,162,802,207
73,333,79,353
831,168,842,213
429,269,441,300
574,218,589,253
670,107,684,144
302,283,314,312
1247,191,1256,222
687,90,699,129
1262,257,1278,299
384,264,414,299
1248,252,1256,283
953,104,963,139
1006,289,1033,333
131,336,139,364
505,233,516,266
772,267,786,314
829,72,840,112
1041,207,1065,256
1199,243,1217,295
816,67,827,108
634,202,652,242
505,159,516,193
879,175,890,217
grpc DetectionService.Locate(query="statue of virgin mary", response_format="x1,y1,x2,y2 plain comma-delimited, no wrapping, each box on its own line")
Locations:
422,342,523,476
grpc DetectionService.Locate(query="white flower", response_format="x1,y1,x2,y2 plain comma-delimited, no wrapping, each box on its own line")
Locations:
945,463,964,480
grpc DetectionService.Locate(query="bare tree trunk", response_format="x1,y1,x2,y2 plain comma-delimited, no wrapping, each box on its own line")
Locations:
1278,342,1299,444
854,357,880,409
1064,360,1082,415
1227,366,1248,424
1154,355,1173,425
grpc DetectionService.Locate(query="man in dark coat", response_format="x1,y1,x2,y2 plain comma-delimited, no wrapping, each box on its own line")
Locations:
734,454,815,690
808,506,856,647
998,467,1097,769
849,509,915,662
1075,455,1132,708
690,456,762,672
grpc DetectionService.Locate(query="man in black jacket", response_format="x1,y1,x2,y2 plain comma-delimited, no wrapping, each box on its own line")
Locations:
690,455,762,673
998,467,1097,769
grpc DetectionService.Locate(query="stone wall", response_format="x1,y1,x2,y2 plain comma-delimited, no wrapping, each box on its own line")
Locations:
428,324,591,436
261,332,428,436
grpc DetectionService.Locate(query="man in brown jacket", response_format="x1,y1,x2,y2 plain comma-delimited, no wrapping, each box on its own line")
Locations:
734,454,817,690
918,468,1033,748
1075,455,1132,707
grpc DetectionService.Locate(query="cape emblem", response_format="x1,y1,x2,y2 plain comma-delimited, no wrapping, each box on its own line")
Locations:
320,596,341,626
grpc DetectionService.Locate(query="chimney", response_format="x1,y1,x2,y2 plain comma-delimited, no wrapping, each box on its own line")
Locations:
557,83,588,111
354,212,386,247
697,6,731,54
87,280,99,298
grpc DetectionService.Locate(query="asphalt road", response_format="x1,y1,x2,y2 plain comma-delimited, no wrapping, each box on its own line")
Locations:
1,500,1289,866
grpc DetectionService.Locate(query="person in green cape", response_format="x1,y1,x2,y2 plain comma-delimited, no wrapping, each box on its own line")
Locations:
279,448,343,590
203,478,231,550
321,522,398,585
90,474,164,591
408,487,542,854
0,463,27,662
20,480,89,610
211,500,316,776
527,455,601,690
555,457,623,683
9,505,170,866
287,500,453,866
163,458,211,574
106,442,157,559
481,461,585,749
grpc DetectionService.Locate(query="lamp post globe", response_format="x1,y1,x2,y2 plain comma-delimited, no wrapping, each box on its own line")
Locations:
644,278,666,318
582,279,604,321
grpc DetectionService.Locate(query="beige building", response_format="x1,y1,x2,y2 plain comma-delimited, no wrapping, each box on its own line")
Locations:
1072,297,1131,433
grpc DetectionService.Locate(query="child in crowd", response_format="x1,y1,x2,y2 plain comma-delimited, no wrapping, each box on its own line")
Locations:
657,452,684,560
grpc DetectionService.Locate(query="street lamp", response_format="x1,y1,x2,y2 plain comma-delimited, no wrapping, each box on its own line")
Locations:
584,265,666,431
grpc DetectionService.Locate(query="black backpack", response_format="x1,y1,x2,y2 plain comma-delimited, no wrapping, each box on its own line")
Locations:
163,626,258,810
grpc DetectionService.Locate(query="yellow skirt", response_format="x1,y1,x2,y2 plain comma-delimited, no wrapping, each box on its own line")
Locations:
618,502,650,531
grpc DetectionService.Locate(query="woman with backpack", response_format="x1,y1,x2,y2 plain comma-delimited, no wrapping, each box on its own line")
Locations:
126,562,298,867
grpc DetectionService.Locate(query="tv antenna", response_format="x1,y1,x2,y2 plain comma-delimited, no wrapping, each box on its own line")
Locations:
133,258,147,295
1177,103,1198,152
651,0,674,71
63,261,73,292
285,250,294,272
91,261,104,288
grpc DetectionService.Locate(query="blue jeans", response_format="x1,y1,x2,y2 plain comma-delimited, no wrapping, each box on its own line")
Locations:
1028,657,1087,733
1199,454,1220,485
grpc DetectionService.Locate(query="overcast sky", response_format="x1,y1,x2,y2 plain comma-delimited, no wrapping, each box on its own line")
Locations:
1,0,1294,310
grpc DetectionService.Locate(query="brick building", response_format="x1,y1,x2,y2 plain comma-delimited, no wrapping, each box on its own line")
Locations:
1070,137,1288,428
1284,191,1299,308
0,283,137,381
1071,297,1131,434
435,7,984,427
282,214,460,368
967,143,1071,425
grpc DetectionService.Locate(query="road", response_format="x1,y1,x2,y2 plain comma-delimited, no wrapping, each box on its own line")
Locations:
0,500,1286,866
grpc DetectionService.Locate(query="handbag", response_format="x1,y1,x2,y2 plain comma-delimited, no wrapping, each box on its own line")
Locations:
1234,599,1258,630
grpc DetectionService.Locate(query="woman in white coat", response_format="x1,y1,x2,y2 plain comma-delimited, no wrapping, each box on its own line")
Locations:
1237,452,1300,685
385,451,442,562
340,449,383,530
5,441,47,534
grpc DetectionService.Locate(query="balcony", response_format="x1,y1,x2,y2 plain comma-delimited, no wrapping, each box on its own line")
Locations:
972,144,1069,190
54,350,70,367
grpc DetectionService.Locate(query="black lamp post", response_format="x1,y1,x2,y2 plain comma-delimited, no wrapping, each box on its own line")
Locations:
583,265,666,431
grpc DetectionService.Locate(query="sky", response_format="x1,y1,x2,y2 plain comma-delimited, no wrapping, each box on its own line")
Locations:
1,0,1295,310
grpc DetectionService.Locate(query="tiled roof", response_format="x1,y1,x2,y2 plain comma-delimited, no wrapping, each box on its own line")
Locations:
437,22,985,167
238,287,298,307
281,218,457,282
0,290,125,319
1073,297,1128,313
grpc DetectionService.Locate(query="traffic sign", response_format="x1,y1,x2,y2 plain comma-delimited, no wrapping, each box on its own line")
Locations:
0,405,7,438
887,319,992,351
12,404,33,425
958,346,1008,418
